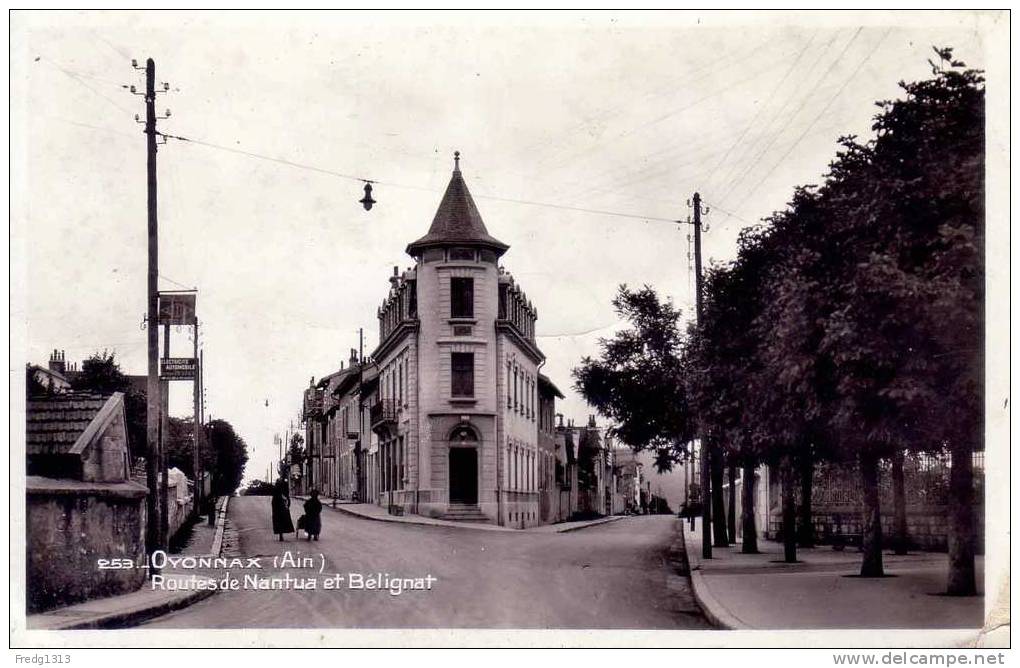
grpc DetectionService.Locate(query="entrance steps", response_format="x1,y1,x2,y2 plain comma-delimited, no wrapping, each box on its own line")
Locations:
441,503,489,523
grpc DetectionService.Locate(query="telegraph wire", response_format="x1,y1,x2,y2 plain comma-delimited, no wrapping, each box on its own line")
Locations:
34,53,134,115
732,27,891,213
516,35,778,173
715,28,864,207
543,46,803,177
157,130,681,224
701,32,818,194
710,29,847,204
704,202,755,227
157,132,374,185
40,50,779,231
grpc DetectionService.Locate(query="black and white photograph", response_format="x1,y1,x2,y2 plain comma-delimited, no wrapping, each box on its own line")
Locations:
8,9,1010,654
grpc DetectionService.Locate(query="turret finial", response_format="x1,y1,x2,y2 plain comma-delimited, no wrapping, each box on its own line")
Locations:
453,150,461,173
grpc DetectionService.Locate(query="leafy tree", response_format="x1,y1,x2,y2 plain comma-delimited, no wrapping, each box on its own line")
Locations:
574,285,694,465
70,351,147,458
739,48,983,585
288,432,306,467
205,419,249,496
165,416,216,480
815,48,984,586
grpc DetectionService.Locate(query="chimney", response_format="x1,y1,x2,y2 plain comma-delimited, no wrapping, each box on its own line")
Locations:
48,349,66,375
389,265,400,287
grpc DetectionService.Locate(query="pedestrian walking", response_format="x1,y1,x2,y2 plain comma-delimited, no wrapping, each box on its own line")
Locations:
271,479,294,541
303,490,323,541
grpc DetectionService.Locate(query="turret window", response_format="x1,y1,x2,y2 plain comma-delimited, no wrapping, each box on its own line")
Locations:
451,277,474,318
451,352,475,398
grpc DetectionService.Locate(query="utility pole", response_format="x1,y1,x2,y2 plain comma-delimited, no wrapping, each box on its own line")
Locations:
193,318,201,515
140,57,161,560
161,319,170,550
687,191,711,560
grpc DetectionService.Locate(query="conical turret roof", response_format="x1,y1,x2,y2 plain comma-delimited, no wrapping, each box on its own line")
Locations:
406,153,509,257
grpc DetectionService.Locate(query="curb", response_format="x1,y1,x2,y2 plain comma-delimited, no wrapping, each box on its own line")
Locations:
555,515,624,533
332,502,626,534
209,495,230,557
30,586,218,631
676,520,749,631
332,503,511,532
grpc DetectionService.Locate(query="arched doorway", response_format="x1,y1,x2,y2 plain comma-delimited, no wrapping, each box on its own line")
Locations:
448,424,479,505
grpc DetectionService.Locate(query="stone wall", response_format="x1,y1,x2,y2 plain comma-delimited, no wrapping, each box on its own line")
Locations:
26,476,148,613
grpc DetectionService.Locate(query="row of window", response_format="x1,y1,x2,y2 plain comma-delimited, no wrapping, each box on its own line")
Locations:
508,442,537,492
382,352,410,408
422,247,499,264
506,361,536,420
379,278,417,342
379,436,406,492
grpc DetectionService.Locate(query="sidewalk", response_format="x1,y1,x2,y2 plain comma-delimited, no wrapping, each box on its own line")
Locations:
308,498,625,534
680,519,985,630
27,496,229,630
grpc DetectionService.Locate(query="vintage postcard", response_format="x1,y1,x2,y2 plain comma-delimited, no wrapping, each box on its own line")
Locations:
8,9,1010,654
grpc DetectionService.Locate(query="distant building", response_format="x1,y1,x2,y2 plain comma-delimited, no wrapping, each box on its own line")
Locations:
613,448,643,514
537,374,564,523
27,349,81,394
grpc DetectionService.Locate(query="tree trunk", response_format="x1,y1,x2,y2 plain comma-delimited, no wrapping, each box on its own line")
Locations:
946,444,976,595
892,449,908,555
700,441,712,559
797,454,815,548
728,463,737,543
859,452,884,577
711,446,729,546
741,459,759,554
780,456,797,563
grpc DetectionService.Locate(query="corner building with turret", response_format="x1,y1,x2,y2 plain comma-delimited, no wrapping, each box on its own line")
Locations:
370,155,547,527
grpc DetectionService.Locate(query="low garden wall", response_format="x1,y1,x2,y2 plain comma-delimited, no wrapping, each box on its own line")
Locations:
26,476,148,613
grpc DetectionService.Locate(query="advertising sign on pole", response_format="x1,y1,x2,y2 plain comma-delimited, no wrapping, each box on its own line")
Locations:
160,357,197,380
158,292,197,326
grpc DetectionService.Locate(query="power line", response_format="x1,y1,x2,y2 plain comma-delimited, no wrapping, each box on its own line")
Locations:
732,28,891,213
157,132,372,185
158,130,680,224
159,273,196,291
34,53,133,115
712,29,853,205
513,36,778,174
704,201,755,227
702,32,818,193
542,45,803,177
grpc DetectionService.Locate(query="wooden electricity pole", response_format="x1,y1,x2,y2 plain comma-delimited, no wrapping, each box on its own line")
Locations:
193,318,201,515
689,191,712,560
161,320,170,550
143,57,162,558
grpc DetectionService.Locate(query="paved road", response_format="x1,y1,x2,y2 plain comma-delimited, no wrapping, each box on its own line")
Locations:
143,496,710,629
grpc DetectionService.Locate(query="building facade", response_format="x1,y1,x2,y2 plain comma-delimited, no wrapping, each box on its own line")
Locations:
365,156,549,526
299,156,590,528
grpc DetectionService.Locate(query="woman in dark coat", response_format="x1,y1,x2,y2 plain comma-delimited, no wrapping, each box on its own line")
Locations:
271,479,294,541
303,490,323,541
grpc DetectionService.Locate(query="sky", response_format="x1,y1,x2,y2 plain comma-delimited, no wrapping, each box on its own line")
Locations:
11,11,994,485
